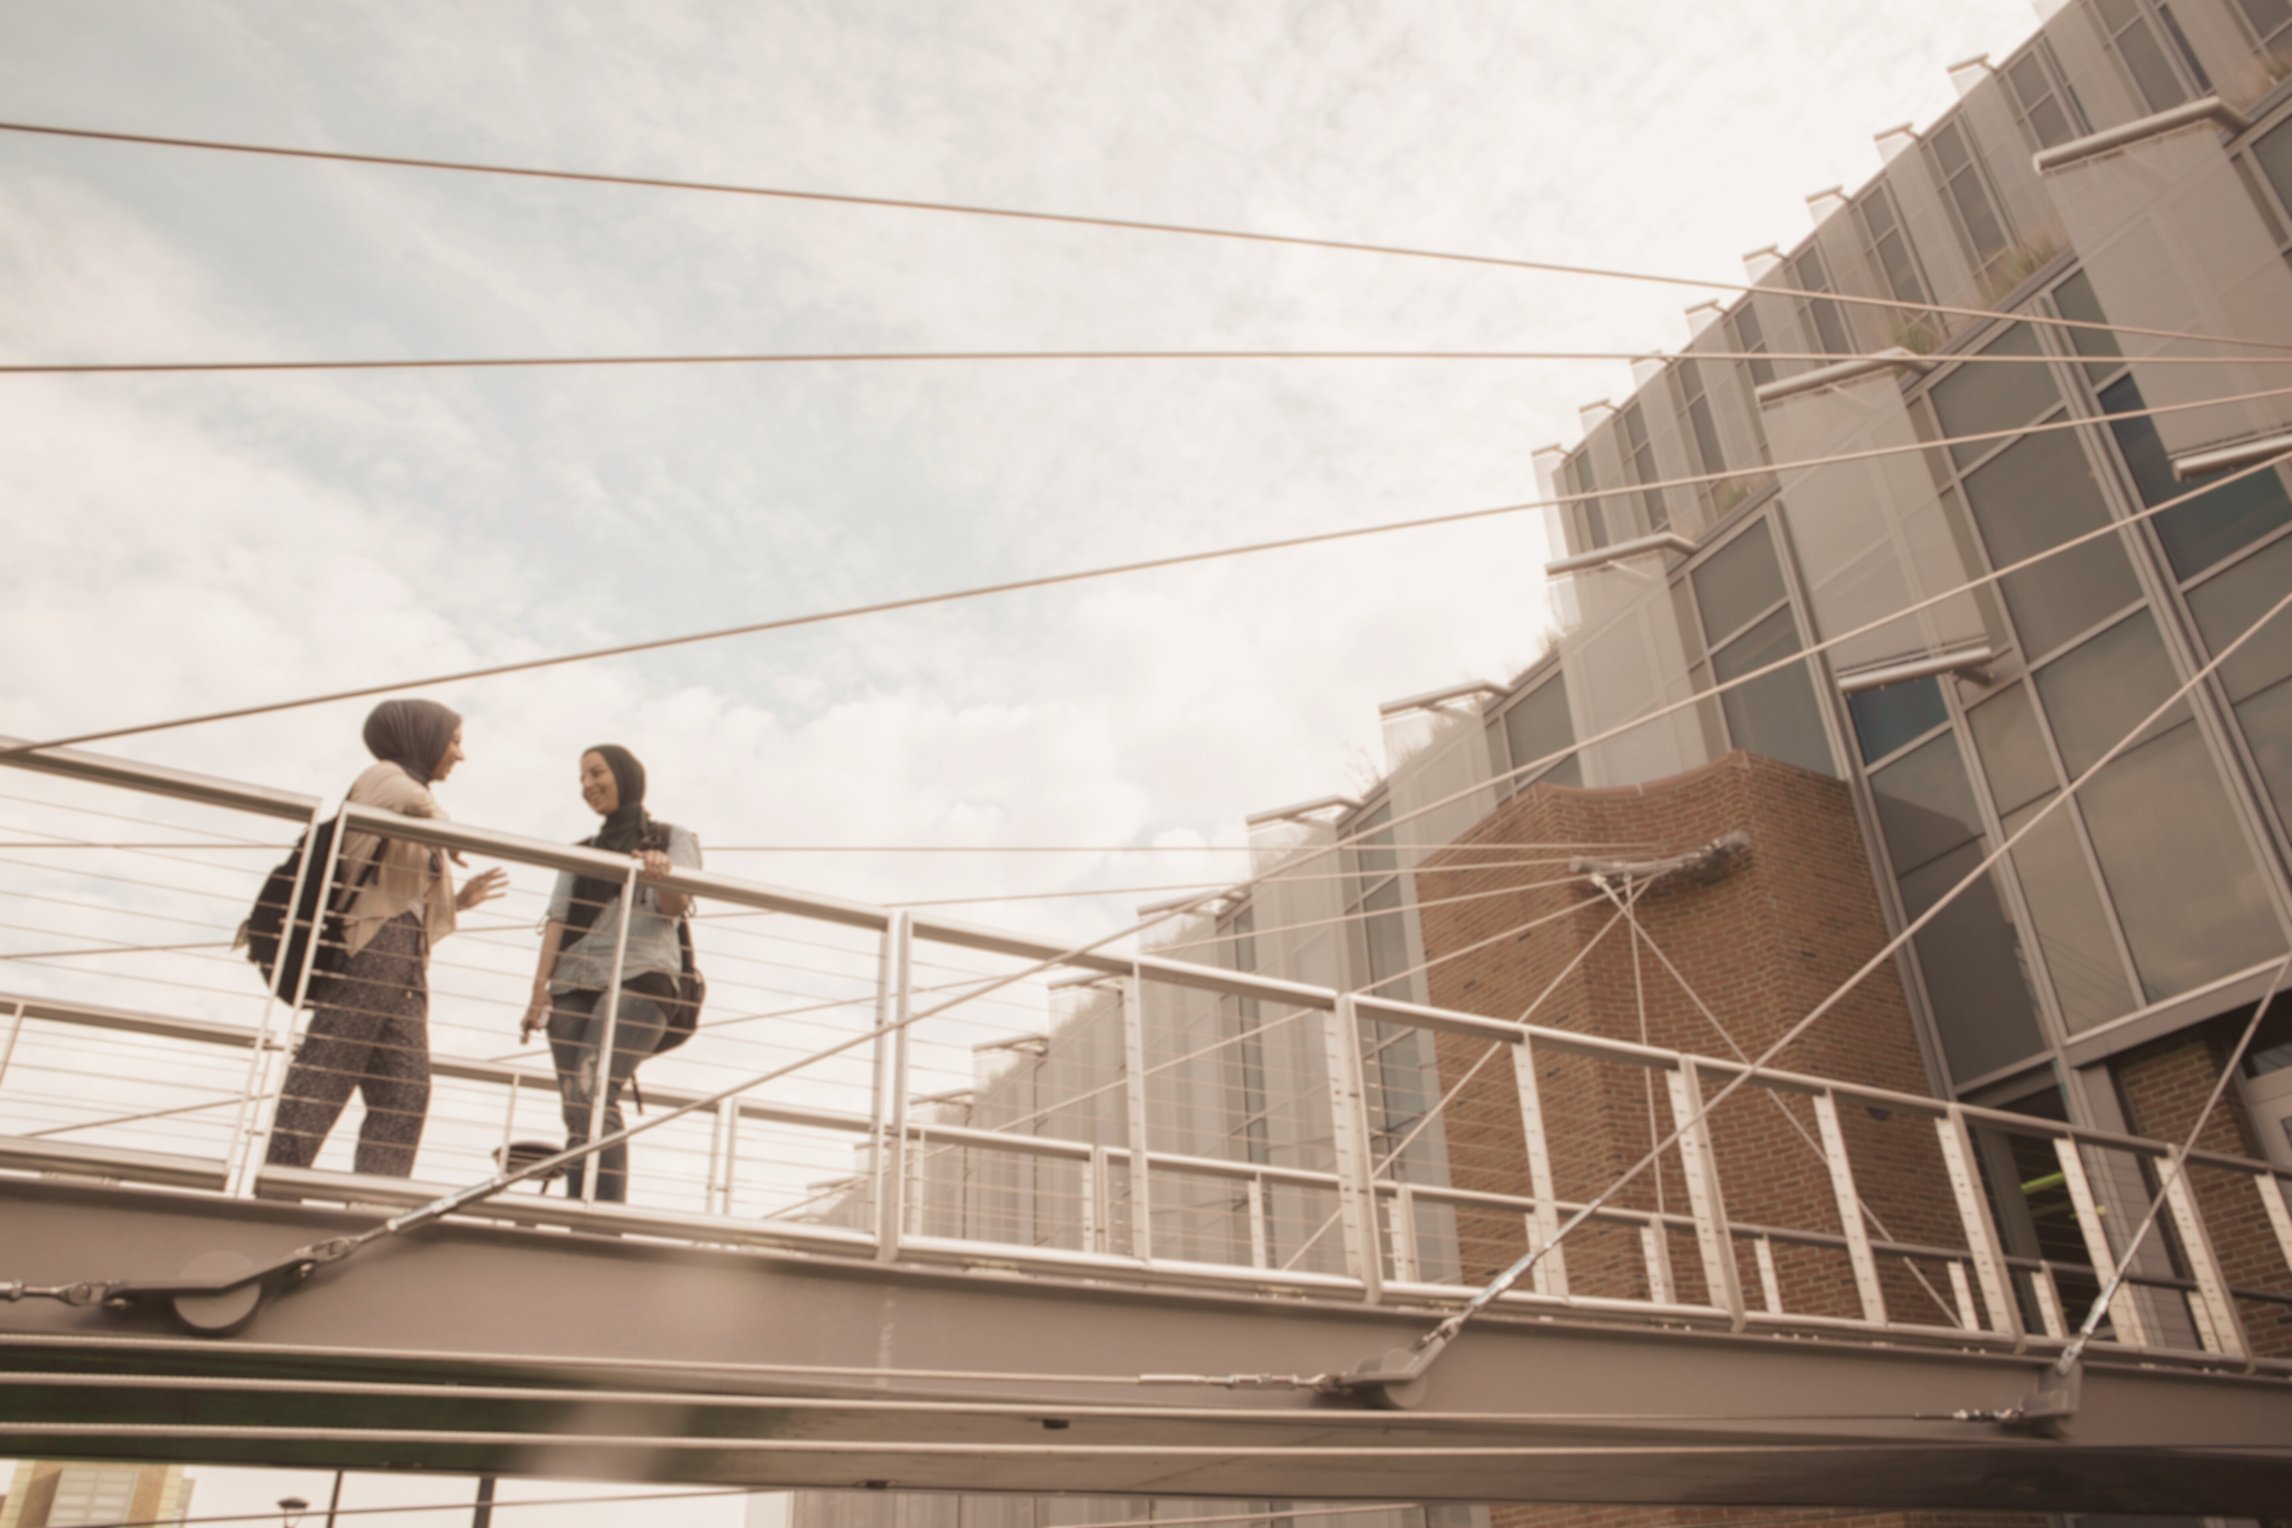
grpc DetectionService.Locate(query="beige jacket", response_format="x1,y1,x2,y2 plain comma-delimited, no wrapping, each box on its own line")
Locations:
337,761,458,958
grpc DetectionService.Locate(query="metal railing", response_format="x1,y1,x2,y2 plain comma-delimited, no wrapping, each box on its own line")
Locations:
3,735,2290,1374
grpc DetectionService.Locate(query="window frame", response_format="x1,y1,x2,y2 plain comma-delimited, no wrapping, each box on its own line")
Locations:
1852,181,1934,307
2000,37,2093,152
1924,118,2018,281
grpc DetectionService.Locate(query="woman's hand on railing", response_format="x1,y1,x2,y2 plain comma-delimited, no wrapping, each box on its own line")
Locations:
456,866,509,912
519,988,550,1044
634,848,690,916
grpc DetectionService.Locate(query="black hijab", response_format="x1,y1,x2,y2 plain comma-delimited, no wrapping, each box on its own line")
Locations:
566,744,650,942
363,698,461,786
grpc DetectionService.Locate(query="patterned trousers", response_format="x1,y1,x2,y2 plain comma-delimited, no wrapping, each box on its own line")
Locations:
265,910,432,1177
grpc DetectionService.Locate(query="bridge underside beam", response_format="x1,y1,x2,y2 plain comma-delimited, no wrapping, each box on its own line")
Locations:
3,1180,2289,1514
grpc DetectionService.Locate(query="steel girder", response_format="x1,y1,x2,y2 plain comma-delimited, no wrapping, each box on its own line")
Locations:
3,1179,2289,1513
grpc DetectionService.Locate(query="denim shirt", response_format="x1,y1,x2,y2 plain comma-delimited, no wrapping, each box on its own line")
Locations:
544,821,702,992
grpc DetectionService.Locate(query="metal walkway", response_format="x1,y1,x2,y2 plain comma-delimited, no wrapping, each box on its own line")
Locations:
2,739,2291,1512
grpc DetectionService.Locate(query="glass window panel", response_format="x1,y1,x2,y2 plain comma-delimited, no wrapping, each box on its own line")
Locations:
1569,455,1607,550
2100,377,2292,579
1793,247,1852,356
1970,684,2059,816
1731,303,1776,387
1872,731,1986,873
2156,3,2211,91
2189,531,2292,702
1849,676,1949,763
2078,717,2285,1000
2050,269,2121,380
2035,610,2183,776
2002,799,2137,1031
2223,671,2292,830
1931,122,2011,268
2256,117,2292,215
1713,608,1837,776
2006,51,2080,149
1501,675,1581,786
2108,1,2191,111
1691,519,1787,644
1899,839,2050,1083
1346,801,1397,880
2241,0,2292,40
1931,326,2056,468
1961,426,2143,658
1359,877,1410,986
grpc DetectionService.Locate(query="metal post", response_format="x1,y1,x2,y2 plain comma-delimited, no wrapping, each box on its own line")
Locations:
322,1469,343,1528
1120,970,1155,1267
2161,1169,2247,1361
1811,1090,1886,1326
1508,1036,1568,1297
471,1474,495,1528
0,1000,24,1094
706,1101,739,1218
496,1074,521,1165
1753,1236,1783,1314
1390,1182,1421,1284
1947,1261,1979,1331
873,914,913,1262
1319,994,1382,1302
2031,1264,2069,1339
1640,1222,1675,1306
1664,1060,1744,1328
2257,1171,2292,1276
578,862,640,1208
2054,1136,2154,1348
235,809,346,1195
1245,1175,1268,1270
1934,1109,2022,1341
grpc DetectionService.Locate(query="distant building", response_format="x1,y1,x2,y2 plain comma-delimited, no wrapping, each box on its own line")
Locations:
0,1461,192,1528
798,2,2292,1525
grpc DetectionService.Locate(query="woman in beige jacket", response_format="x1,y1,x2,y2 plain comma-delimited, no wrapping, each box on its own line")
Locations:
265,698,505,1177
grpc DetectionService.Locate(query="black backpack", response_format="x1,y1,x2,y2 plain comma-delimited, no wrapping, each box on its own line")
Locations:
610,818,706,1055
238,816,381,1008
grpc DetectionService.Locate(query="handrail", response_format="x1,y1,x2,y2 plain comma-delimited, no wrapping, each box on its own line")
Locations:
0,734,319,822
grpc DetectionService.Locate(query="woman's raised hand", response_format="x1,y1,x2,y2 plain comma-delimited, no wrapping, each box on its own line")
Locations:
456,865,509,911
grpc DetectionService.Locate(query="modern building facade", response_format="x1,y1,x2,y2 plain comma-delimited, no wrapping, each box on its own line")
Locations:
0,1461,193,1528
795,1,2292,1522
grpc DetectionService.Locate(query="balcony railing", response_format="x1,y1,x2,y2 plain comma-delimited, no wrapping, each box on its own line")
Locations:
2,735,2288,1372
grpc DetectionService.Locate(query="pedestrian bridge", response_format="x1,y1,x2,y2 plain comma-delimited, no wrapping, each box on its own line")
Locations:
1,738,2290,1515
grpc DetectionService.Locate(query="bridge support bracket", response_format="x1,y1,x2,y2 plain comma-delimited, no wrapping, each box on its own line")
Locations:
1992,1359,2083,1438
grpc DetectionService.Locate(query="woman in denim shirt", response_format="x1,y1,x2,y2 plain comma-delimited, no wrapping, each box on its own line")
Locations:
519,744,700,1201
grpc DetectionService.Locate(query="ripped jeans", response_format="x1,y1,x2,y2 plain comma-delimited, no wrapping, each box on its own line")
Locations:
545,981,671,1202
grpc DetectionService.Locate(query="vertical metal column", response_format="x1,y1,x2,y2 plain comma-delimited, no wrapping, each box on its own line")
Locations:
2257,1172,2292,1281
0,1000,24,1094
2161,1170,2247,1361
1508,1036,1568,1296
706,1102,740,1219
1664,1060,1744,1328
578,862,639,1208
872,914,913,1263
1389,1183,1421,1284
2054,1137,2154,1349
235,809,347,1195
1245,1176,1269,1270
1934,1108,2023,1341
1811,1090,1887,1326
1320,994,1383,1302
1119,971,1154,1267
496,1075,521,1165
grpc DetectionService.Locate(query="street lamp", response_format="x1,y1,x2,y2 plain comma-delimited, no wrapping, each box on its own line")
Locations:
277,1498,310,1528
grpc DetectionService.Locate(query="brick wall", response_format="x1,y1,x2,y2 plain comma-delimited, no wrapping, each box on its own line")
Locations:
1415,752,2043,1528
2114,1025,2292,1361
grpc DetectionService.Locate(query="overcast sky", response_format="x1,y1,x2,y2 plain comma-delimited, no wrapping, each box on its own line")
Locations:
2,1,2046,1520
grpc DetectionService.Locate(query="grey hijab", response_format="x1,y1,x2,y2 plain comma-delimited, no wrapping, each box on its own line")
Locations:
362,698,461,786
